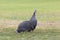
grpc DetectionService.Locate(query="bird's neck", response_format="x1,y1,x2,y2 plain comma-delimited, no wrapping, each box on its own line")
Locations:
30,15,36,21
29,10,37,22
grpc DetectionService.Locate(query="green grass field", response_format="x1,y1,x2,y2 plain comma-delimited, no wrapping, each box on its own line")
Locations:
0,27,60,40
0,0,60,21
0,0,60,40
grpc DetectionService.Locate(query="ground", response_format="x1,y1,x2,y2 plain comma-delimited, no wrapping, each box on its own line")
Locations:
0,20,60,40
0,0,60,40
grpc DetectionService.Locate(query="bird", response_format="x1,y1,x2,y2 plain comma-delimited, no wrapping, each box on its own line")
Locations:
16,10,37,33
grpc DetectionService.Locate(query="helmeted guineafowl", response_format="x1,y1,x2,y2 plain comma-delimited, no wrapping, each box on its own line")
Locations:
16,10,37,33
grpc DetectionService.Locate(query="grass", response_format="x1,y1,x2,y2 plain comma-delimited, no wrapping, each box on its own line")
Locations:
0,20,60,40
0,0,60,21
0,27,60,40
0,0,60,40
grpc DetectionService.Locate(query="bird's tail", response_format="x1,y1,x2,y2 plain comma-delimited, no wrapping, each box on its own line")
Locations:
16,29,22,33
